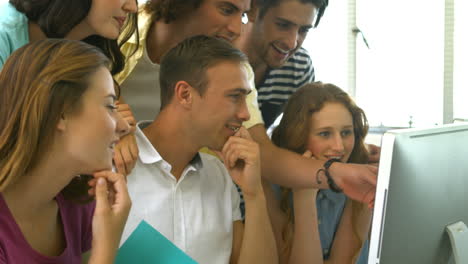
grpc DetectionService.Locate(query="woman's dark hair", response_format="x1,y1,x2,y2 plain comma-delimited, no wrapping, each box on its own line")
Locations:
9,0,139,75
256,0,328,27
144,0,203,23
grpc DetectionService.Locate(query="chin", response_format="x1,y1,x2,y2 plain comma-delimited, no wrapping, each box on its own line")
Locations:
98,28,120,40
267,59,287,69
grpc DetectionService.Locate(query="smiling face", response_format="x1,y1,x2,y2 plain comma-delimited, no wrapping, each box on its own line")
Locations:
83,0,137,39
306,102,355,163
182,0,251,42
251,0,317,68
191,61,251,150
60,67,129,173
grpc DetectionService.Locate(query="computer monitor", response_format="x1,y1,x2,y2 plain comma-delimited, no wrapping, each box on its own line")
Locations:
368,123,468,264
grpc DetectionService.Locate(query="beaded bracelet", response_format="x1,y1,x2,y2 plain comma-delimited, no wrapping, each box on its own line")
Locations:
315,158,343,193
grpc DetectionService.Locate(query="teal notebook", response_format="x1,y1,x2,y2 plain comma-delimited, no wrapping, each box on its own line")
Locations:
115,220,198,264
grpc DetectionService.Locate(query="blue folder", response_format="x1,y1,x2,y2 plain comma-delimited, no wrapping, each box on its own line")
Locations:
115,220,198,264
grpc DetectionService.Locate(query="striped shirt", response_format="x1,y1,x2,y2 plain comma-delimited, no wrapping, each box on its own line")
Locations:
257,47,315,128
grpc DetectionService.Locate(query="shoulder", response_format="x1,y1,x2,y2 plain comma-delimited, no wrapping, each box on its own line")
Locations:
0,3,29,67
286,47,313,68
0,3,26,24
0,3,28,35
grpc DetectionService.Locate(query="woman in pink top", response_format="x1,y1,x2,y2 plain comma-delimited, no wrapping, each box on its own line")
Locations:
0,39,131,263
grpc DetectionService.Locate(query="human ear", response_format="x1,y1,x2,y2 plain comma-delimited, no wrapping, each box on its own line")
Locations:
57,113,67,132
174,81,193,108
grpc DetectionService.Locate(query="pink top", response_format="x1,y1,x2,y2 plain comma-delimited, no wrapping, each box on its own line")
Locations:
0,193,95,264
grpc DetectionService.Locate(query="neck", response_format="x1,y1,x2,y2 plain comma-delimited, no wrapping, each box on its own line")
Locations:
28,22,47,42
28,21,93,42
142,109,200,180
2,154,77,219
237,23,269,86
146,20,187,65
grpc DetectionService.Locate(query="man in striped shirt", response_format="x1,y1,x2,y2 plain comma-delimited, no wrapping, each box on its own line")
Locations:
117,0,379,216
237,0,325,128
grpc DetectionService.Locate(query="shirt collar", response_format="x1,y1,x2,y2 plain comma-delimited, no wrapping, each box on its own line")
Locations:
135,120,163,164
135,121,204,170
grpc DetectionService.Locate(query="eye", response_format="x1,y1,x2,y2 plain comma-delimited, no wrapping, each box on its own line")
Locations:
299,27,310,35
276,22,289,30
107,104,118,112
229,94,242,101
318,131,330,138
219,5,236,16
341,129,353,137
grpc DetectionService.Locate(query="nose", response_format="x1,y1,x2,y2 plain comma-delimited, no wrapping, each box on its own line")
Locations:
284,30,299,51
331,134,345,153
237,97,251,122
226,15,242,41
123,0,138,14
116,112,131,138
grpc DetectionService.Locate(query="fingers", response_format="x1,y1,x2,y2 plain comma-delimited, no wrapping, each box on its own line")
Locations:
361,186,375,206
234,126,253,140
113,134,139,176
366,165,378,185
113,148,128,176
302,150,312,158
117,103,136,129
367,144,381,164
93,171,131,211
119,147,137,175
221,136,259,168
224,143,255,168
94,177,110,213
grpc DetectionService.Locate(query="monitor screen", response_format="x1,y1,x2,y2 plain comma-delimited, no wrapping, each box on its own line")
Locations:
368,123,468,264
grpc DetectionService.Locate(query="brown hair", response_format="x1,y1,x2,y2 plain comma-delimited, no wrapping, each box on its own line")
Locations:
271,82,369,259
0,39,111,201
9,0,139,75
159,35,248,110
144,0,203,23
256,0,328,27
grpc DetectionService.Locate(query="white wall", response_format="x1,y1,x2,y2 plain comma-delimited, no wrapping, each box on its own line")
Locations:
303,0,465,128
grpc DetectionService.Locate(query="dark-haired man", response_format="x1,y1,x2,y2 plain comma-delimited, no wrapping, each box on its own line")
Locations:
116,0,377,210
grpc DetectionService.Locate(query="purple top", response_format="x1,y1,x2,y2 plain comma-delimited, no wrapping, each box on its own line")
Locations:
0,193,95,264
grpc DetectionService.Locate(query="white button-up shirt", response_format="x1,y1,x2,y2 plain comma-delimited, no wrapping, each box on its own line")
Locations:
121,121,242,264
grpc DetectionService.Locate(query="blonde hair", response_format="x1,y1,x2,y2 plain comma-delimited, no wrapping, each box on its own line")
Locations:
0,39,110,200
271,82,369,260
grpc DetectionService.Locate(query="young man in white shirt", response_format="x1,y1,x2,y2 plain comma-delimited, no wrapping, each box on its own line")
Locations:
115,0,377,208
121,35,277,264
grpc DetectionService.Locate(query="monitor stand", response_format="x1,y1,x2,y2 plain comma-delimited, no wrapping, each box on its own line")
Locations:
446,221,468,264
